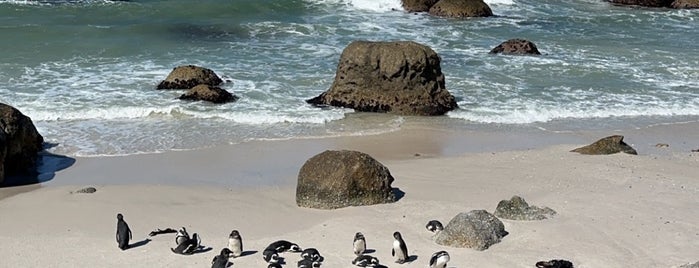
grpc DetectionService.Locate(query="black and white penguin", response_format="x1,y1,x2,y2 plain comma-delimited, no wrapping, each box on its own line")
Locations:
171,233,201,255
227,230,243,258
175,227,190,246
301,248,323,262
297,258,321,268
267,240,302,253
211,248,232,268
262,248,280,264
536,259,574,268
391,231,408,264
429,251,450,268
267,263,283,268
352,255,380,267
425,220,444,233
115,213,132,250
353,232,366,256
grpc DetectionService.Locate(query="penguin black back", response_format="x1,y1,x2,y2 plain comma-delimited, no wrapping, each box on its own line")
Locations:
115,213,132,250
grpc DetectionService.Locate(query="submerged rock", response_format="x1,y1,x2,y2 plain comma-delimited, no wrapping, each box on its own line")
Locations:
435,210,508,250
157,65,223,90
428,0,493,18
494,195,556,220
178,84,238,104
489,39,541,55
607,0,673,7
307,41,457,116
296,150,396,209
0,103,44,184
571,135,637,155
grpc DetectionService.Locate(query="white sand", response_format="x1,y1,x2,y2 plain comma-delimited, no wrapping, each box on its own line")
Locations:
0,137,697,267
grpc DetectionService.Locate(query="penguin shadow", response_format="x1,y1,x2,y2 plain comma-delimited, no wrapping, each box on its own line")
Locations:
190,246,213,255
1,147,75,187
128,238,151,249
363,249,377,254
238,250,257,257
405,255,418,263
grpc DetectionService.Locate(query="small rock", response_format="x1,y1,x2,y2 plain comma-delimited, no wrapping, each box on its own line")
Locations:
156,65,223,90
571,135,638,155
691,149,699,153
489,39,541,55
494,195,556,220
74,187,97,194
655,143,669,148
178,84,238,104
536,259,574,268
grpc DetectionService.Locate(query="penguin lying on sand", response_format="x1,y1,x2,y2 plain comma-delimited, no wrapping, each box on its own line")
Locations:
171,233,202,255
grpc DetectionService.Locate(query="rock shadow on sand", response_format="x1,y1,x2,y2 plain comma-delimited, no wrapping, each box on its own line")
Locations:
1,144,75,187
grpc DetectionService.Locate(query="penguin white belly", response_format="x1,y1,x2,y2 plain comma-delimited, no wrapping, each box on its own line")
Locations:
434,256,449,268
393,240,406,260
228,238,242,257
353,239,366,254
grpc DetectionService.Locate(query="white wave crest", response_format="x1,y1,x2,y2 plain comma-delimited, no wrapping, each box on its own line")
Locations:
309,0,402,12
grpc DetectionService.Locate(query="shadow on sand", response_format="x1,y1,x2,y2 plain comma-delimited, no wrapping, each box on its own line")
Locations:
1,145,75,188
392,187,406,202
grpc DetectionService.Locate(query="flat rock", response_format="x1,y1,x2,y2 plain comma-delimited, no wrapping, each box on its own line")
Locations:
178,84,239,104
435,210,508,250
494,195,556,220
571,135,637,155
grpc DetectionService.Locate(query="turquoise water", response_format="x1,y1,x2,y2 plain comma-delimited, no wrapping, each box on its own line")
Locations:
0,0,697,156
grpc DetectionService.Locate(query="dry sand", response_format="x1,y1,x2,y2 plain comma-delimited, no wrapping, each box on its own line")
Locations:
0,125,698,268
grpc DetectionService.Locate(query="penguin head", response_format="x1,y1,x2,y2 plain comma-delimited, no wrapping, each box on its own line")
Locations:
220,248,232,257
289,244,302,252
354,232,364,240
229,230,240,238
116,213,123,220
393,231,402,240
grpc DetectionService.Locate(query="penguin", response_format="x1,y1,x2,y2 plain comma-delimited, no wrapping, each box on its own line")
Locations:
425,220,444,233
227,230,243,258
262,248,280,264
267,240,302,253
297,258,321,268
429,251,450,268
301,248,323,262
391,231,408,264
171,233,201,255
175,227,190,246
352,255,380,267
267,264,283,268
353,232,366,256
115,213,132,250
536,259,574,268
211,248,232,268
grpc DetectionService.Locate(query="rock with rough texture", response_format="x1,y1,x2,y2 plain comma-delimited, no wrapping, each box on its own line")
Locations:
307,41,457,116
671,0,699,8
679,261,699,268
402,0,440,12
571,135,638,155
296,150,396,209
74,187,97,194
157,65,223,90
178,84,239,104
607,0,672,6
435,210,508,250
0,103,44,184
429,0,493,18
494,195,556,220
489,39,541,55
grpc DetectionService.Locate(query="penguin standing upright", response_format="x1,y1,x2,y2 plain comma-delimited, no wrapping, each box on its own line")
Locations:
429,251,450,268
353,232,366,256
227,230,243,258
391,231,408,264
115,213,132,250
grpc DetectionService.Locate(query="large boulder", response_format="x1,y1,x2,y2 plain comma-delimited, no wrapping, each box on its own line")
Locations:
489,39,541,55
571,135,638,155
401,0,440,12
307,41,457,116
435,210,508,250
671,0,699,8
494,195,556,220
157,65,223,90
607,0,673,7
296,150,396,209
429,0,493,18
178,84,239,104
0,103,44,184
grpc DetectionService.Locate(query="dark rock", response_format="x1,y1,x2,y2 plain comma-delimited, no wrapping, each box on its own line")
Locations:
296,150,396,209
156,65,223,90
489,39,541,55
494,195,556,220
536,259,574,268
307,41,457,116
435,210,508,250
680,261,699,268
692,149,699,152
74,187,97,194
607,0,673,7
0,103,44,184
429,0,493,18
401,0,440,12
178,84,239,104
671,0,699,8
571,135,637,155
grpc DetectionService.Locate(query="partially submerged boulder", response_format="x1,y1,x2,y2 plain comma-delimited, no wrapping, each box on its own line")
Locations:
401,0,440,12
494,195,556,220
178,84,238,104
670,0,699,8
489,39,541,55
607,0,673,7
157,65,223,90
296,150,396,209
307,41,457,116
0,103,44,184
571,135,638,155
429,0,493,18
435,210,508,250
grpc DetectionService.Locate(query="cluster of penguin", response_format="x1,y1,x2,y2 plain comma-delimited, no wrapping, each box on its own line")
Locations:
116,213,573,268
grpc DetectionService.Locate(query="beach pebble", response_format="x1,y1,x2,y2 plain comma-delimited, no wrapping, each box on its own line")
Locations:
73,187,97,194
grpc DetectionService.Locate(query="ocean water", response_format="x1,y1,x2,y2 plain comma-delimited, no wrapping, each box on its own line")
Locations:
0,0,697,156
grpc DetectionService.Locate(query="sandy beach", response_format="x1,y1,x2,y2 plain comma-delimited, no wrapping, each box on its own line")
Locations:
0,123,697,268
